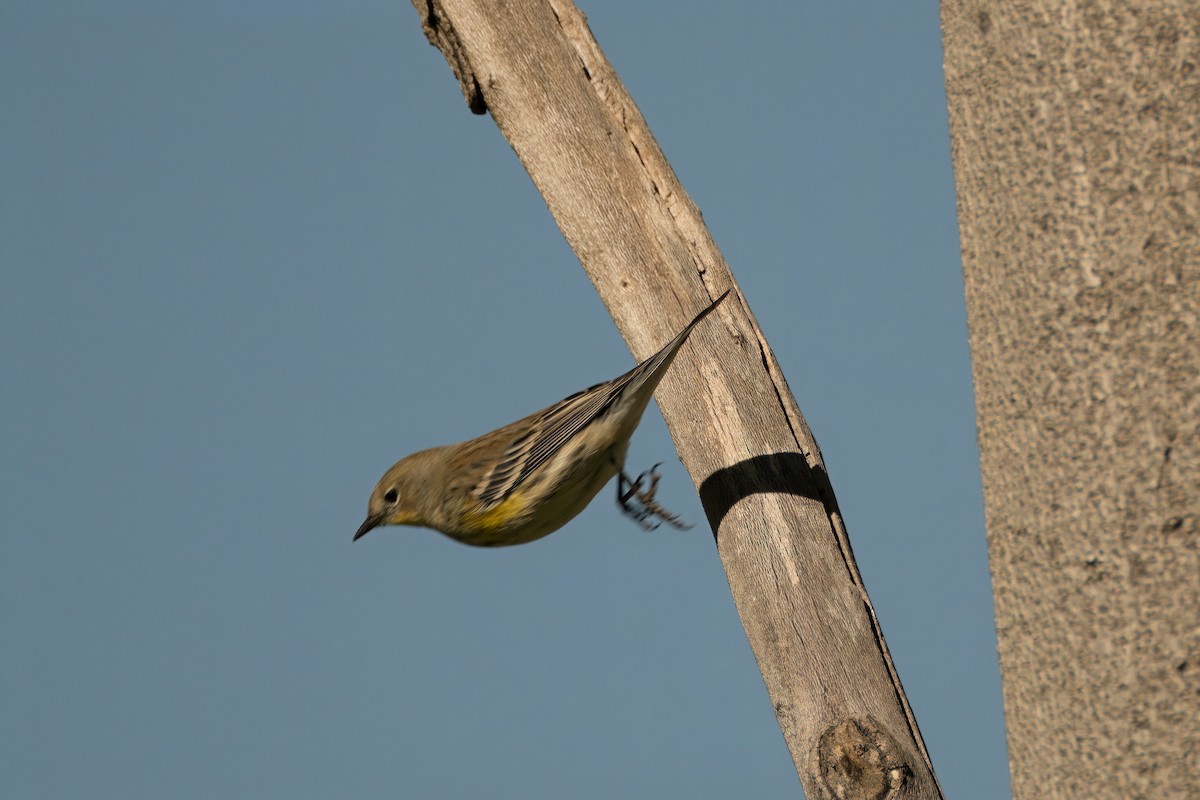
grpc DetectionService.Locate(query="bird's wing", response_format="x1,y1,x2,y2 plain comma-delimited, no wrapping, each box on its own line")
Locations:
473,291,729,508
472,375,630,508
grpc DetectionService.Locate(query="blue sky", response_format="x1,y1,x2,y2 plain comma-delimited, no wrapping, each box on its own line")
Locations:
3,2,1010,797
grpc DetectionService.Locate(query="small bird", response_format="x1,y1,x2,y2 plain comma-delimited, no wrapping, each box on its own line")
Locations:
353,290,729,547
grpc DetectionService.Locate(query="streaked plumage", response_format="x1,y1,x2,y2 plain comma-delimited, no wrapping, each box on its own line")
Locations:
354,290,729,547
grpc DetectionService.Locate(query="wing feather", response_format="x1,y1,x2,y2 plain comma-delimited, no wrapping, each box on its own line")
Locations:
473,291,729,507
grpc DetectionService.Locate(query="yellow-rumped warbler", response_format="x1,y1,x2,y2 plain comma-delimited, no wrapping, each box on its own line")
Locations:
354,290,730,547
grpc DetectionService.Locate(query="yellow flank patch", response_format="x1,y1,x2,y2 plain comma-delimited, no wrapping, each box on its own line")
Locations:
463,489,533,536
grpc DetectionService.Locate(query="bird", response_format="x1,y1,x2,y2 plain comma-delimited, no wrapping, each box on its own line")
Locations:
353,290,730,547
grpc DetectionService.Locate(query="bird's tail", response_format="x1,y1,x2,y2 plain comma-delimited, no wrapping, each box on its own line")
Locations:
621,289,731,398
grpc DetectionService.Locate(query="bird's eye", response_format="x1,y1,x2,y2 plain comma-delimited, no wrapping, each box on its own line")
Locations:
383,488,399,504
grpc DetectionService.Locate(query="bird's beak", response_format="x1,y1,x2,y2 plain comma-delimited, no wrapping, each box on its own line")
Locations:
354,513,385,541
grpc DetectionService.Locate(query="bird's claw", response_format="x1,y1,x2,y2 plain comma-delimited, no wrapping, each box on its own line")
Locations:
616,463,692,531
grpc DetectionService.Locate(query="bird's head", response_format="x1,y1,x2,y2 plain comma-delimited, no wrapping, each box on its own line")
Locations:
353,455,429,541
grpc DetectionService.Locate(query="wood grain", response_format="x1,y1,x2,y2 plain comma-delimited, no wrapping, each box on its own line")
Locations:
411,1,944,796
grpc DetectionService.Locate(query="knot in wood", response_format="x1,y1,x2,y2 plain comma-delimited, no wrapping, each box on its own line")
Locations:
813,716,912,800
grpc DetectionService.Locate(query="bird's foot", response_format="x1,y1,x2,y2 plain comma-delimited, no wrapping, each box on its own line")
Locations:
616,463,692,531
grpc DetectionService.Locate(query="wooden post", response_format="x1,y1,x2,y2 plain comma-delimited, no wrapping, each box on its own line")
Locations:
411,2,944,796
